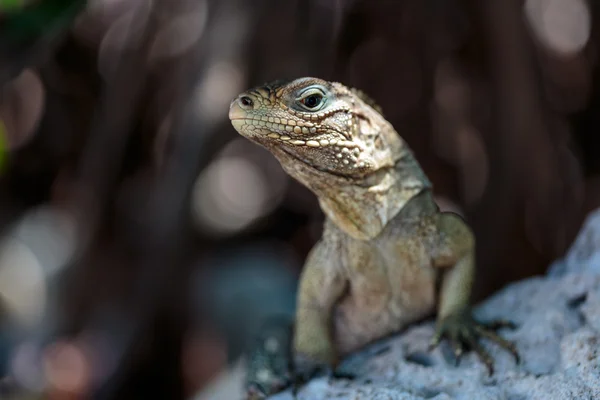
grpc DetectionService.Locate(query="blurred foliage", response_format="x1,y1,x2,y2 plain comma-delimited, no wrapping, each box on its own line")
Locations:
0,119,8,173
0,0,597,399
0,0,25,13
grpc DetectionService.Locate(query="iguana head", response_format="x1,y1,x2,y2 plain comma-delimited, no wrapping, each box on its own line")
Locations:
229,77,430,240
229,77,400,180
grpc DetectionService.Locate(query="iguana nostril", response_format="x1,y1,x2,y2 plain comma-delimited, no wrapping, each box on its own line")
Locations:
240,95,254,108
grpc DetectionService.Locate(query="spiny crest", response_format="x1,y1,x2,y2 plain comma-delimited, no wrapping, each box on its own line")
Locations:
348,87,384,116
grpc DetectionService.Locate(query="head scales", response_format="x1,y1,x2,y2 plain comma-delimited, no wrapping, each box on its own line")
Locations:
229,77,431,240
229,77,405,178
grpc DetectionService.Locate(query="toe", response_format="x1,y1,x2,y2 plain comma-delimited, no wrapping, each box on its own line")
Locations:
481,319,517,331
448,336,465,365
475,326,520,363
332,370,356,380
246,383,267,400
429,329,443,350
465,336,494,375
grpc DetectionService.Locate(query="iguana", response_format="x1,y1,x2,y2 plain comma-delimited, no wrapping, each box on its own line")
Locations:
228,77,519,398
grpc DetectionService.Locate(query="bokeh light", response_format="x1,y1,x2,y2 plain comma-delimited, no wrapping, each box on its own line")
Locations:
191,139,287,236
0,238,46,329
525,0,591,56
0,69,45,151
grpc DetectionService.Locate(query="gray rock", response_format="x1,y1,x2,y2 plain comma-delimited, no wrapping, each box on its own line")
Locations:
549,208,600,276
266,209,600,400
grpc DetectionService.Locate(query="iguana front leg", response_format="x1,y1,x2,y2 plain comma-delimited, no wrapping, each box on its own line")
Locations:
429,212,519,374
292,239,351,385
243,239,350,399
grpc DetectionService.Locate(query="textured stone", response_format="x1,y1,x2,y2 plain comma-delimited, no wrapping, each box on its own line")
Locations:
266,209,600,400
195,210,600,400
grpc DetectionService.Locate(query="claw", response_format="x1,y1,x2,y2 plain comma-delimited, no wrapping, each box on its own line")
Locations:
446,333,464,364
481,319,517,331
462,331,494,375
429,330,443,350
430,308,520,374
474,326,520,364
331,370,356,381
290,370,310,396
246,383,267,400
289,359,355,396
290,361,322,395
453,345,464,365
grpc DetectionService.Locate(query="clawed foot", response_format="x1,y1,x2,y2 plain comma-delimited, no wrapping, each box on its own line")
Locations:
244,316,295,399
429,308,520,375
246,377,290,400
245,357,355,399
290,356,356,396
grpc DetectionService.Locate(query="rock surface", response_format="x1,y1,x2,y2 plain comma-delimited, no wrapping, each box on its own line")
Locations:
266,209,600,400
195,210,600,400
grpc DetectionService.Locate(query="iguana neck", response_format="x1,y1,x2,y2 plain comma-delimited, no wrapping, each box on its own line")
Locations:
275,149,432,241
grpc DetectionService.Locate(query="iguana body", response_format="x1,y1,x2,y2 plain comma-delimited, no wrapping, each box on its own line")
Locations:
229,77,518,398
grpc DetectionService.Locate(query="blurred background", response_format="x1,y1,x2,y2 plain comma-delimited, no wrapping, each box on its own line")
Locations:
0,0,598,398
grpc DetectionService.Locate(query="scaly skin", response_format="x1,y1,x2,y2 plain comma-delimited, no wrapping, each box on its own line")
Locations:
244,316,295,400
229,77,519,397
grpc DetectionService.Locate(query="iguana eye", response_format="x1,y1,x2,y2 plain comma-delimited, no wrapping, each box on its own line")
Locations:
302,94,323,108
297,89,326,111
